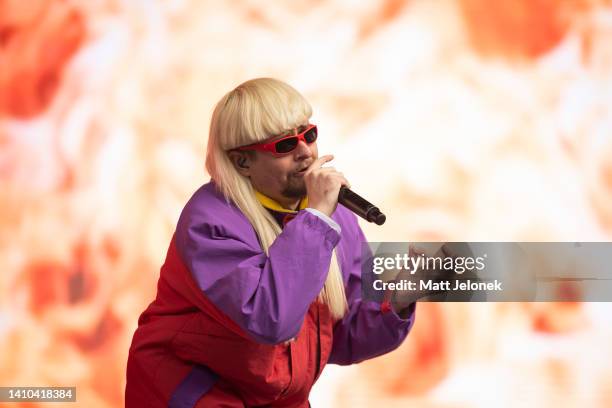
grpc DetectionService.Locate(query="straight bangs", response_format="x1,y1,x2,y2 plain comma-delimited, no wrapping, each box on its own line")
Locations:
216,78,313,151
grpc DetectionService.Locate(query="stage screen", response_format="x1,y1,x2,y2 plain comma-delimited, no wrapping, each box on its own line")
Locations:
1,0,611,406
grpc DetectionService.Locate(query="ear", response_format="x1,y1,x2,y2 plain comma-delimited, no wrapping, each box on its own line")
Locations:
228,151,252,177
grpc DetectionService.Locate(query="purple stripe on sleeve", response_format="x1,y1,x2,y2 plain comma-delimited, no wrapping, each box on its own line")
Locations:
168,365,218,408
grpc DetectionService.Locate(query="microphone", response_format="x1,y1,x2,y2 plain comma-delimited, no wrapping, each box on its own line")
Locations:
338,186,386,225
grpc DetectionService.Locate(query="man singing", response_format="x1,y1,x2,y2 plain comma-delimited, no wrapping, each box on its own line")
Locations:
125,78,416,407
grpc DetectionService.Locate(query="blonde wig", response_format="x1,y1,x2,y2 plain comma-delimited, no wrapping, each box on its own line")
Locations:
205,78,348,320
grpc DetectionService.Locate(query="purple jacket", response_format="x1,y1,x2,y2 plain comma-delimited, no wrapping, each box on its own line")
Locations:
126,181,416,407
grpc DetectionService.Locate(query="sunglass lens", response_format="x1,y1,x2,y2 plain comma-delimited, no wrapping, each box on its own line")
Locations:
304,127,317,143
275,137,299,153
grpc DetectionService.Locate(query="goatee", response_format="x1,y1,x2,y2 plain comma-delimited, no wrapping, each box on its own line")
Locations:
281,179,307,199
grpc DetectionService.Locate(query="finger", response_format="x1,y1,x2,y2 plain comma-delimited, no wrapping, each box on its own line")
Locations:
315,166,336,173
408,246,417,258
440,245,456,259
409,245,427,257
339,176,351,189
307,155,334,172
412,245,427,254
312,169,346,182
324,173,351,188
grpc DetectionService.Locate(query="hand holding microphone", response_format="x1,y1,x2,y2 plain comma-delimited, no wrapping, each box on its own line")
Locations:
304,155,386,225
304,155,349,217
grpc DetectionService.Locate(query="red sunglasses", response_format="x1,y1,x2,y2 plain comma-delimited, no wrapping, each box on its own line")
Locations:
235,124,318,156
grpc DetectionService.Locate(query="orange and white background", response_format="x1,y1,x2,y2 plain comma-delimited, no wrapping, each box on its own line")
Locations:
1,0,612,407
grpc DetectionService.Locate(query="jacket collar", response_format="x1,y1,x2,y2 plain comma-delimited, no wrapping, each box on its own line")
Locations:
254,190,308,214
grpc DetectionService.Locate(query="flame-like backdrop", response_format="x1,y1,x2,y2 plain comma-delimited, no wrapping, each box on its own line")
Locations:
1,0,612,407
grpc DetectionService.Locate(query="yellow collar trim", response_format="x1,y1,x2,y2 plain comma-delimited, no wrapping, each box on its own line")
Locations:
254,191,308,213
